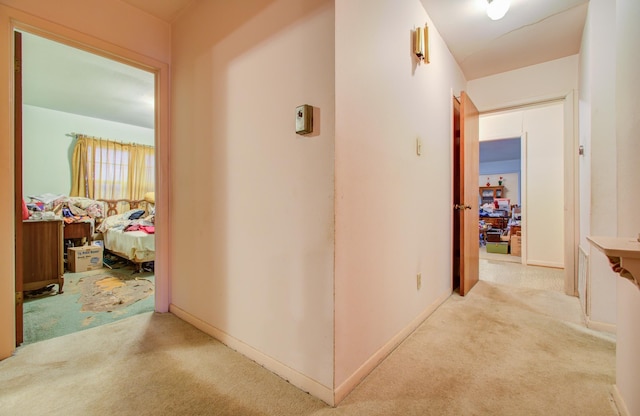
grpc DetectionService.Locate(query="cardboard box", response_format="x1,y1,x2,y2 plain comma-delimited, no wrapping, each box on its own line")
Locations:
486,242,509,254
68,245,103,272
510,235,521,256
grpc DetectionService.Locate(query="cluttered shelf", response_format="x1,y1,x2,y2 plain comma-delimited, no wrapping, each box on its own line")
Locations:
479,186,504,205
479,198,521,256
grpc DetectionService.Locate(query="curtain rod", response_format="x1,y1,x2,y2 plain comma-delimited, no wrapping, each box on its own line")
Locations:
66,132,92,138
65,132,153,148
66,132,100,138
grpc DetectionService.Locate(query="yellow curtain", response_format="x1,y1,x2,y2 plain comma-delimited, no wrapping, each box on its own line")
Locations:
70,135,154,200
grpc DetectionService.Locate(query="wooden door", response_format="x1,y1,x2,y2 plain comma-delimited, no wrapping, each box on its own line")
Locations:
453,92,480,296
14,31,23,345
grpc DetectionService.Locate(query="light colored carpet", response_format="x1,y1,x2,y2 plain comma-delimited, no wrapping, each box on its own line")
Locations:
0,281,617,415
480,259,565,293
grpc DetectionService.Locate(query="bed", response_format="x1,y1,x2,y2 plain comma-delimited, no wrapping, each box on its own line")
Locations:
25,194,156,271
96,198,155,270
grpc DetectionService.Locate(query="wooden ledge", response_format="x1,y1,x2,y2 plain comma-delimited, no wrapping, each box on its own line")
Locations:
588,236,640,288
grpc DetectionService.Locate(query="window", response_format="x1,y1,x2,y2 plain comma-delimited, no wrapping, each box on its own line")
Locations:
70,135,154,200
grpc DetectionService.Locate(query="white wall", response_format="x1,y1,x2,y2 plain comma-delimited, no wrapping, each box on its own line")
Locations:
23,105,154,198
170,0,335,403
524,105,565,267
467,55,579,112
334,0,466,400
615,0,640,414
480,104,565,268
0,1,170,361
579,0,617,328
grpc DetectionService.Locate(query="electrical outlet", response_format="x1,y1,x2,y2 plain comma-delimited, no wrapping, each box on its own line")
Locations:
417,273,422,290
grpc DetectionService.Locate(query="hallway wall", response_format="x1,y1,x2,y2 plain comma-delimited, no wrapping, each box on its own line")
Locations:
467,55,578,112
334,0,466,401
615,0,640,413
170,0,336,403
578,0,617,328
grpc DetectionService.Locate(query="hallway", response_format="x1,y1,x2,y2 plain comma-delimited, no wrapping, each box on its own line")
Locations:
0,260,617,415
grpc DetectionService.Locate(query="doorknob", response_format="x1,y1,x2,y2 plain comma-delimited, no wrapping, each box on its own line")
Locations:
454,204,473,211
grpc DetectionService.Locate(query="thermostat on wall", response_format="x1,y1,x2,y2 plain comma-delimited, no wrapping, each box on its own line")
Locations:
296,104,313,135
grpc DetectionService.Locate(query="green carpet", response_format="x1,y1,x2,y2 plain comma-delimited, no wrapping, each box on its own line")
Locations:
22,267,155,345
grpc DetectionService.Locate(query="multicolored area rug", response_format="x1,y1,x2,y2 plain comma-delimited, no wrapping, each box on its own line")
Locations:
78,272,154,312
22,267,155,345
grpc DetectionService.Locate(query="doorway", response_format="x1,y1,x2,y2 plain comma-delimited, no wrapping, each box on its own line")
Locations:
476,100,573,295
478,137,523,264
15,30,158,345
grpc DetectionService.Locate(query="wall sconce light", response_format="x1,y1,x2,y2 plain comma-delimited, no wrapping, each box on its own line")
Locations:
414,24,429,63
486,0,510,20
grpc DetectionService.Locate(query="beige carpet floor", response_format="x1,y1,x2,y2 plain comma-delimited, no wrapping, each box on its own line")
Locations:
0,281,617,416
480,258,566,293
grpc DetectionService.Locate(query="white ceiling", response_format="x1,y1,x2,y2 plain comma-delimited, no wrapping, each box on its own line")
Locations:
419,0,589,80
21,0,589,129
21,31,155,129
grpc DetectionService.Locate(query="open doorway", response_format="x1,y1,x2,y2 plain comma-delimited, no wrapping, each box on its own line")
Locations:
476,101,570,294
478,137,522,264
16,31,157,345
477,135,566,293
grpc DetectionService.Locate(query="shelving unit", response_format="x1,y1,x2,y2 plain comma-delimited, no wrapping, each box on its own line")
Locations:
479,186,504,205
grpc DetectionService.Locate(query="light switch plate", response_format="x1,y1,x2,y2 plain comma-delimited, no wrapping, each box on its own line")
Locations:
296,104,313,135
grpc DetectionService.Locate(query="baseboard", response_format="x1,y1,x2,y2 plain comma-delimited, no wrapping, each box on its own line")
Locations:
334,290,451,405
585,316,616,334
526,259,564,269
169,304,334,406
611,385,630,416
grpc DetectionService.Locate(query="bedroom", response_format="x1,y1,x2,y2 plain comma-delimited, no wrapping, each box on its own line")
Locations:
18,31,157,344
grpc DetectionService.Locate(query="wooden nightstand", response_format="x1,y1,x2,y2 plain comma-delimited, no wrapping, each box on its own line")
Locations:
23,219,64,293
63,221,92,244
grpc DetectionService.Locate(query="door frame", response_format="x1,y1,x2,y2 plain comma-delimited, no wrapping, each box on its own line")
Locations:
477,92,578,296
14,31,23,346
1,13,170,355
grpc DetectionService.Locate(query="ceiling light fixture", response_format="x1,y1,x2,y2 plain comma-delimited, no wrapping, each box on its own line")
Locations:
486,0,510,20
